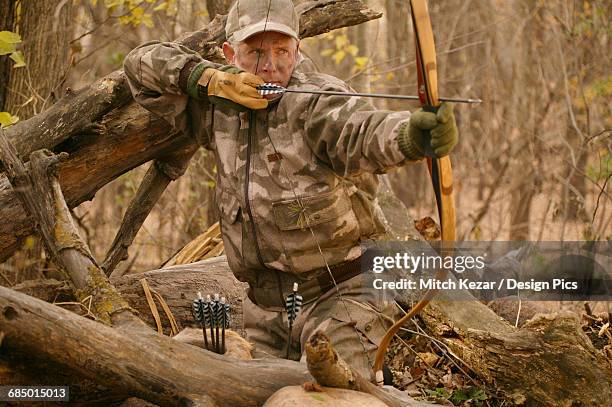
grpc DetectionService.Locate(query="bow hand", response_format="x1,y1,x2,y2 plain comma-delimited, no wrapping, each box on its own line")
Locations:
397,101,458,160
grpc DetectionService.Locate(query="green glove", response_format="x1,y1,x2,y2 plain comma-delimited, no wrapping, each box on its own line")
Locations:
398,102,458,160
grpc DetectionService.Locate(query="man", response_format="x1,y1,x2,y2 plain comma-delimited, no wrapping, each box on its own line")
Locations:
124,0,457,381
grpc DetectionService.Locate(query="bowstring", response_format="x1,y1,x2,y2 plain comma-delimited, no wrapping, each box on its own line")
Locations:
252,0,371,366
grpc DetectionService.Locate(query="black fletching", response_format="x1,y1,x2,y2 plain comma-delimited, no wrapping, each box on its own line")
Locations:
285,292,303,324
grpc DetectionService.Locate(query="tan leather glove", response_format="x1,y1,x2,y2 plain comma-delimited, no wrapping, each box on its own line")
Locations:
198,68,268,111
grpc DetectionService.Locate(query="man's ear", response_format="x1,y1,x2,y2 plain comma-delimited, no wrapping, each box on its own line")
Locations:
222,42,235,64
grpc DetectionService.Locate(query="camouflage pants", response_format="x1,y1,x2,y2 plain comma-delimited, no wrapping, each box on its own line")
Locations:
243,273,399,381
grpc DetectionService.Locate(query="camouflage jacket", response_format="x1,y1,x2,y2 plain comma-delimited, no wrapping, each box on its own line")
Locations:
124,41,412,285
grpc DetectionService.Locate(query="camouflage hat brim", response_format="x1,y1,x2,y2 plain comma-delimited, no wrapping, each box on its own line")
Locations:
229,20,299,43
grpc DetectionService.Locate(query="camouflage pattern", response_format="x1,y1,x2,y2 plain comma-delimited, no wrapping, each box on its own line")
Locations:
123,41,412,286
226,0,299,43
243,273,401,381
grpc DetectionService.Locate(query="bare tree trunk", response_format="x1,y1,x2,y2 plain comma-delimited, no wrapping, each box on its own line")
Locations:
562,125,588,221
0,0,16,111
4,0,74,119
206,0,233,19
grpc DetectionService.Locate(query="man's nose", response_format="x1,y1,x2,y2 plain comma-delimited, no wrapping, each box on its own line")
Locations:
259,52,277,72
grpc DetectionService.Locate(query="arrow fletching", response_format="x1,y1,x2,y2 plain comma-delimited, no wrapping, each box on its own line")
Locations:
221,297,231,328
257,83,286,96
192,291,205,323
285,282,303,324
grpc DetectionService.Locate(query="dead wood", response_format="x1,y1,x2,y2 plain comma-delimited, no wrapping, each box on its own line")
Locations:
262,385,388,407
102,143,198,277
420,296,612,406
11,257,247,332
111,256,247,333
0,286,428,406
0,0,382,262
14,255,611,405
305,331,435,407
0,131,143,328
0,286,310,406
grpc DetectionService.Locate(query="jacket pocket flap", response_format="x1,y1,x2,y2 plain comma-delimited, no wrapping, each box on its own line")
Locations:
272,186,351,231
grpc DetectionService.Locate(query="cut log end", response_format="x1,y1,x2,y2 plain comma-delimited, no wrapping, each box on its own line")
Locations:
305,331,358,390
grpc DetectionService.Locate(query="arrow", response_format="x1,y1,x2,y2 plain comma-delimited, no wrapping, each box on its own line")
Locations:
257,83,482,104
191,291,209,350
284,282,303,359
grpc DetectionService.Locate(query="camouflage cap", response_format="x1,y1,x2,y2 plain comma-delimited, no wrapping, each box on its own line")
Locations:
226,0,299,43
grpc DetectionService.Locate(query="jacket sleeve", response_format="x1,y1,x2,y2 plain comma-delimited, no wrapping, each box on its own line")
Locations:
123,41,218,133
303,80,413,177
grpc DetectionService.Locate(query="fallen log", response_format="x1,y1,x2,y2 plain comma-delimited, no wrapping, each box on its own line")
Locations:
102,144,198,277
0,286,309,406
0,286,419,406
111,256,247,332
0,0,383,262
0,132,142,327
263,385,387,407
11,257,246,332
420,295,612,406
16,257,611,405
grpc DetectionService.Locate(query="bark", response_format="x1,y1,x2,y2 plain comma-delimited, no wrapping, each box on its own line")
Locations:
0,0,16,111
509,178,535,241
3,0,74,119
110,257,248,333
0,131,144,328
102,144,199,277
420,296,612,406
16,254,612,406
11,257,247,332
205,0,233,19
0,0,382,263
0,286,425,406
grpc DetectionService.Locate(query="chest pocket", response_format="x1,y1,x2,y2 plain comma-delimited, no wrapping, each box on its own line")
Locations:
271,184,361,274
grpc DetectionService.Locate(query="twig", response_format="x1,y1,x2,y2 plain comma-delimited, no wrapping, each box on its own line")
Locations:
592,174,611,226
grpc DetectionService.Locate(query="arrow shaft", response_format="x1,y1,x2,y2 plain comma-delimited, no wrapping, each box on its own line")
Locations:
278,88,481,104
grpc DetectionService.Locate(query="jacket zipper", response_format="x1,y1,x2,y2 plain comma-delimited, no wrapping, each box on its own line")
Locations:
244,111,267,270
245,110,287,307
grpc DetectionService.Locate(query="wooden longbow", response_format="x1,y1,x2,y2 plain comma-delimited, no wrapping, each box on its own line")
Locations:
372,0,457,383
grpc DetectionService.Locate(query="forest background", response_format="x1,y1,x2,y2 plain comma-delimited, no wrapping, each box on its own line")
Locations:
0,0,609,285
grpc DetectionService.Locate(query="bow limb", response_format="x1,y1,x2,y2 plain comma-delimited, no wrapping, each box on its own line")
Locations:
372,0,456,383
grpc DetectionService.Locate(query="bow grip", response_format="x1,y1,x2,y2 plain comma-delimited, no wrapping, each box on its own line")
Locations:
422,104,439,159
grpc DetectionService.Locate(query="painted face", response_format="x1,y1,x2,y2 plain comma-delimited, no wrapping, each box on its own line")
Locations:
224,31,299,89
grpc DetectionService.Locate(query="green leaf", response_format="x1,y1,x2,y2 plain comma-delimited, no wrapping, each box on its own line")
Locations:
10,51,26,68
354,56,369,69
332,50,346,65
0,41,16,55
0,111,19,128
154,2,168,11
346,44,359,56
320,48,334,57
0,31,21,44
